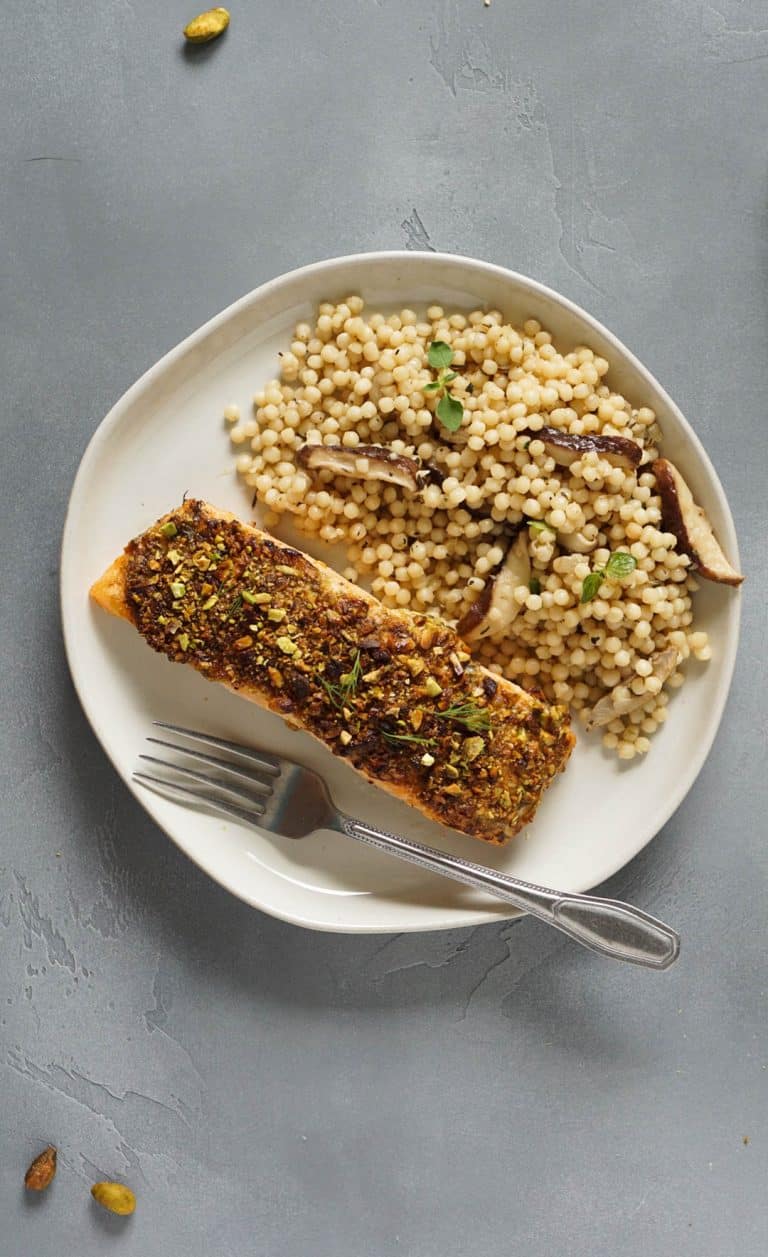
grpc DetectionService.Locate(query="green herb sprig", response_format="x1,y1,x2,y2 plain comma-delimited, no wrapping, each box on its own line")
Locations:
320,650,362,708
381,730,436,748
435,701,492,735
424,341,464,432
580,551,638,604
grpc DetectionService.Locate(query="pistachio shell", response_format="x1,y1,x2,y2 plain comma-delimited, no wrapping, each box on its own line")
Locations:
183,8,230,43
24,1145,57,1191
91,1181,136,1216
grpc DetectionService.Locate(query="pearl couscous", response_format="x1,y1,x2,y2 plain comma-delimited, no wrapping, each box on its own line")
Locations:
226,298,711,760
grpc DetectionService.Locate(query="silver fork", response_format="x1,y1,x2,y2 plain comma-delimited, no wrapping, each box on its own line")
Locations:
134,722,680,969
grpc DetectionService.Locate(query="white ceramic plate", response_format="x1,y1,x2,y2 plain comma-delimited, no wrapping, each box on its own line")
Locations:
61,252,741,933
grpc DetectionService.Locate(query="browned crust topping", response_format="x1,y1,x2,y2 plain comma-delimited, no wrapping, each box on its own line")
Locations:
121,501,574,843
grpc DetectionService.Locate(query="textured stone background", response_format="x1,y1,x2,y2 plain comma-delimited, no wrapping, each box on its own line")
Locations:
2,2,766,1253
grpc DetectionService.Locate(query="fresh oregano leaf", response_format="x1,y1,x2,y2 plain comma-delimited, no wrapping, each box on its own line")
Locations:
427,341,454,369
422,380,441,393
580,571,603,604
436,393,464,432
605,551,638,580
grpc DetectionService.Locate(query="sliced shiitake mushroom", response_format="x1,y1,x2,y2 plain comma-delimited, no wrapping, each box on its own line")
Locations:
529,426,643,471
297,443,422,492
652,458,743,587
456,530,531,643
556,527,599,555
584,648,679,732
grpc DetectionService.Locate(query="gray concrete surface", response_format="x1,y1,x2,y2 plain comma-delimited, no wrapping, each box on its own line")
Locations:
2,2,767,1254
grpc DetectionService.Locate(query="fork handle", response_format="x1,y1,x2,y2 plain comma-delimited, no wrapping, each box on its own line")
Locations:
337,817,679,970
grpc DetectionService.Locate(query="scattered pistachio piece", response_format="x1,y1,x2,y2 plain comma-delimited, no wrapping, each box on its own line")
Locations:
170,581,185,599
183,7,230,44
159,521,177,538
424,677,442,698
276,636,297,655
420,752,436,767
268,608,287,622
91,1181,136,1216
177,632,190,652
202,595,218,610
463,736,486,761
24,1145,57,1192
339,730,352,746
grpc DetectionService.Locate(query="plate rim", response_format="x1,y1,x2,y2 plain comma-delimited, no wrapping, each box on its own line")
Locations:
60,250,742,932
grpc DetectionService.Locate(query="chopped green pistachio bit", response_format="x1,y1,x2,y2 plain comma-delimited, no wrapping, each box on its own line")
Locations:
339,730,352,747
159,521,178,538
420,752,436,767
157,615,168,625
463,736,486,761
268,608,287,622
276,636,297,655
202,595,218,610
170,581,186,599
166,549,181,566
241,590,258,605
177,632,190,651
276,564,296,576
424,677,443,698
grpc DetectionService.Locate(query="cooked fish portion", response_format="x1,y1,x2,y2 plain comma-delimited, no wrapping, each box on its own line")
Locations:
90,500,574,844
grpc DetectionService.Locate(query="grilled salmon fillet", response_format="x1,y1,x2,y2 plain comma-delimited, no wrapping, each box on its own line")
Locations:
90,500,574,844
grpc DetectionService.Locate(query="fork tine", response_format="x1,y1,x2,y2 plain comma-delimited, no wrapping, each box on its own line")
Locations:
139,754,273,805
133,772,266,827
152,722,281,775
145,737,277,792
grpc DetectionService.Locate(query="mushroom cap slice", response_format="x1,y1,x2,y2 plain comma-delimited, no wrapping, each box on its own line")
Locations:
584,648,679,731
652,458,743,587
457,530,531,643
297,443,422,492
532,426,643,470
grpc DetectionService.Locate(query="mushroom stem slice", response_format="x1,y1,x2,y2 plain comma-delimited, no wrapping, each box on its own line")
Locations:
297,443,422,492
584,648,679,732
457,530,531,643
652,458,743,587
557,528,599,554
532,426,643,470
